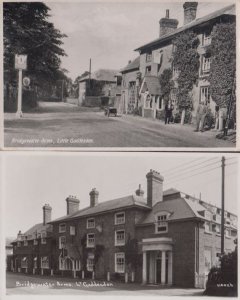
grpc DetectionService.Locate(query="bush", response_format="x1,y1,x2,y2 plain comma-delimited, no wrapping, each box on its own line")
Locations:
156,110,165,121
204,110,215,130
204,248,237,296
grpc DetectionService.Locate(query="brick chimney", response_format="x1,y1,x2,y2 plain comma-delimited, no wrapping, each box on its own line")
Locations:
146,170,164,207
42,204,52,225
183,2,198,24
159,9,178,37
89,188,99,207
135,184,144,197
66,196,80,215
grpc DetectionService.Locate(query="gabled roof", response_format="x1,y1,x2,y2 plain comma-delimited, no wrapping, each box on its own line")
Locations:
79,69,118,82
141,75,161,95
135,4,235,52
121,57,140,73
49,195,151,224
137,197,206,225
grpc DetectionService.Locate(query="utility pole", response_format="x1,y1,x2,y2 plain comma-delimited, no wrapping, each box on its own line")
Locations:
221,156,225,255
89,58,91,80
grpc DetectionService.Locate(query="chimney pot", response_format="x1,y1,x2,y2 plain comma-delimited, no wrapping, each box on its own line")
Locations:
66,196,80,215
183,2,198,24
135,184,144,197
42,204,52,225
166,9,169,18
159,10,178,37
89,188,99,207
146,170,164,207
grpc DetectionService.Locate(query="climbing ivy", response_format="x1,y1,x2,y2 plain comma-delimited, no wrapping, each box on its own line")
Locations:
159,68,174,104
208,23,236,109
124,235,141,273
172,30,200,111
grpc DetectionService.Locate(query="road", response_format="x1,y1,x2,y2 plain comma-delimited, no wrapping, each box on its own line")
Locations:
4,101,235,148
6,272,204,296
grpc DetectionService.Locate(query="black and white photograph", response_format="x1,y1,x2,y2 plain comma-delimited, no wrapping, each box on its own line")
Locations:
2,1,238,149
2,152,238,296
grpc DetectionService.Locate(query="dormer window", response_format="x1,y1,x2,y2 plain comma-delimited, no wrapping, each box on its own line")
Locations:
155,212,169,233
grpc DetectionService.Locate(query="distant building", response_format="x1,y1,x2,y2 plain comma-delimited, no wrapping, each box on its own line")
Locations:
121,3,235,121
78,69,119,107
11,170,237,288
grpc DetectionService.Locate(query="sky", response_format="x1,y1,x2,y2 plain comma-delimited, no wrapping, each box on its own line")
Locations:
46,1,235,80
3,152,238,238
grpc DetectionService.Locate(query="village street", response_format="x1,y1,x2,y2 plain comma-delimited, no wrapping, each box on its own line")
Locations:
4,101,234,148
6,272,204,296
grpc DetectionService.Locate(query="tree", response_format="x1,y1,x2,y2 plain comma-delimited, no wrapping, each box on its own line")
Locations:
208,22,236,125
3,2,67,86
124,235,141,280
172,30,200,124
159,68,174,106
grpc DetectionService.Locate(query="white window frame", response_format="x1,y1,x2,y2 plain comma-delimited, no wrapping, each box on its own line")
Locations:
200,86,210,104
87,218,95,229
204,221,211,234
225,228,231,238
202,56,211,73
87,233,95,248
146,52,152,63
172,65,180,77
59,236,66,250
155,212,169,233
115,230,125,246
70,226,76,235
145,66,151,75
115,212,125,225
115,252,125,273
87,254,94,271
33,239,38,245
17,241,21,247
59,223,66,233
23,240,28,246
41,257,49,269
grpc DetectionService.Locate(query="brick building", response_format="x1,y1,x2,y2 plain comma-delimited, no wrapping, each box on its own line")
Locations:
120,3,235,122
10,169,237,288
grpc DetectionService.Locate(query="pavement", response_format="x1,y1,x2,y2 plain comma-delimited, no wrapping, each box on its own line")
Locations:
6,272,204,296
4,101,235,148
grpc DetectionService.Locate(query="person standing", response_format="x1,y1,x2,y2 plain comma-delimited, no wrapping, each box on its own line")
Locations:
165,100,174,124
194,100,207,132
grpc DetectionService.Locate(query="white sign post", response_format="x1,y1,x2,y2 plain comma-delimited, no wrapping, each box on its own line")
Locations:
15,54,27,118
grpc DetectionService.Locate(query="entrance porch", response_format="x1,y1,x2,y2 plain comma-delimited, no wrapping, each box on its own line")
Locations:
141,237,173,286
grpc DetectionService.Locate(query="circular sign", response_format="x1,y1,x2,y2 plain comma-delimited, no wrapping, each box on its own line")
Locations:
23,77,30,87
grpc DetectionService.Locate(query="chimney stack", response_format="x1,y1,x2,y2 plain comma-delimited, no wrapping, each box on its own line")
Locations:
159,10,178,37
89,188,99,207
183,2,198,24
135,184,144,197
42,204,52,225
146,170,164,207
66,196,80,215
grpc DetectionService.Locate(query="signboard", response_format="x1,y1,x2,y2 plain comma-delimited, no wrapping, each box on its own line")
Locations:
23,77,30,87
15,54,27,70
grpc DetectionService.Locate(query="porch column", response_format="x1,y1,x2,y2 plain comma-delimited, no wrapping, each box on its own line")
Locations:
142,251,147,284
168,251,173,285
161,251,166,285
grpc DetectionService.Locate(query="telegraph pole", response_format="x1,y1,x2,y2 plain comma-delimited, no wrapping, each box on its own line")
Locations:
89,58,92,80
221,156,225,255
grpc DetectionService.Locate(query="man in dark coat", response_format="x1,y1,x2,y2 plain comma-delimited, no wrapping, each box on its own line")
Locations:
165,100,174,124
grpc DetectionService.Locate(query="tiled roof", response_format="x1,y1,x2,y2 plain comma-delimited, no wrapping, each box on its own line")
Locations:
121,57,140,73
137,197,206,225
80,69,119,82
143,76,161,95
49,195,150,224
135,4,235,52
12,223,53,243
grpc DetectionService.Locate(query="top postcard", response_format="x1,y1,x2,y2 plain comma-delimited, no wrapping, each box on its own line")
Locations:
2,1,238,150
